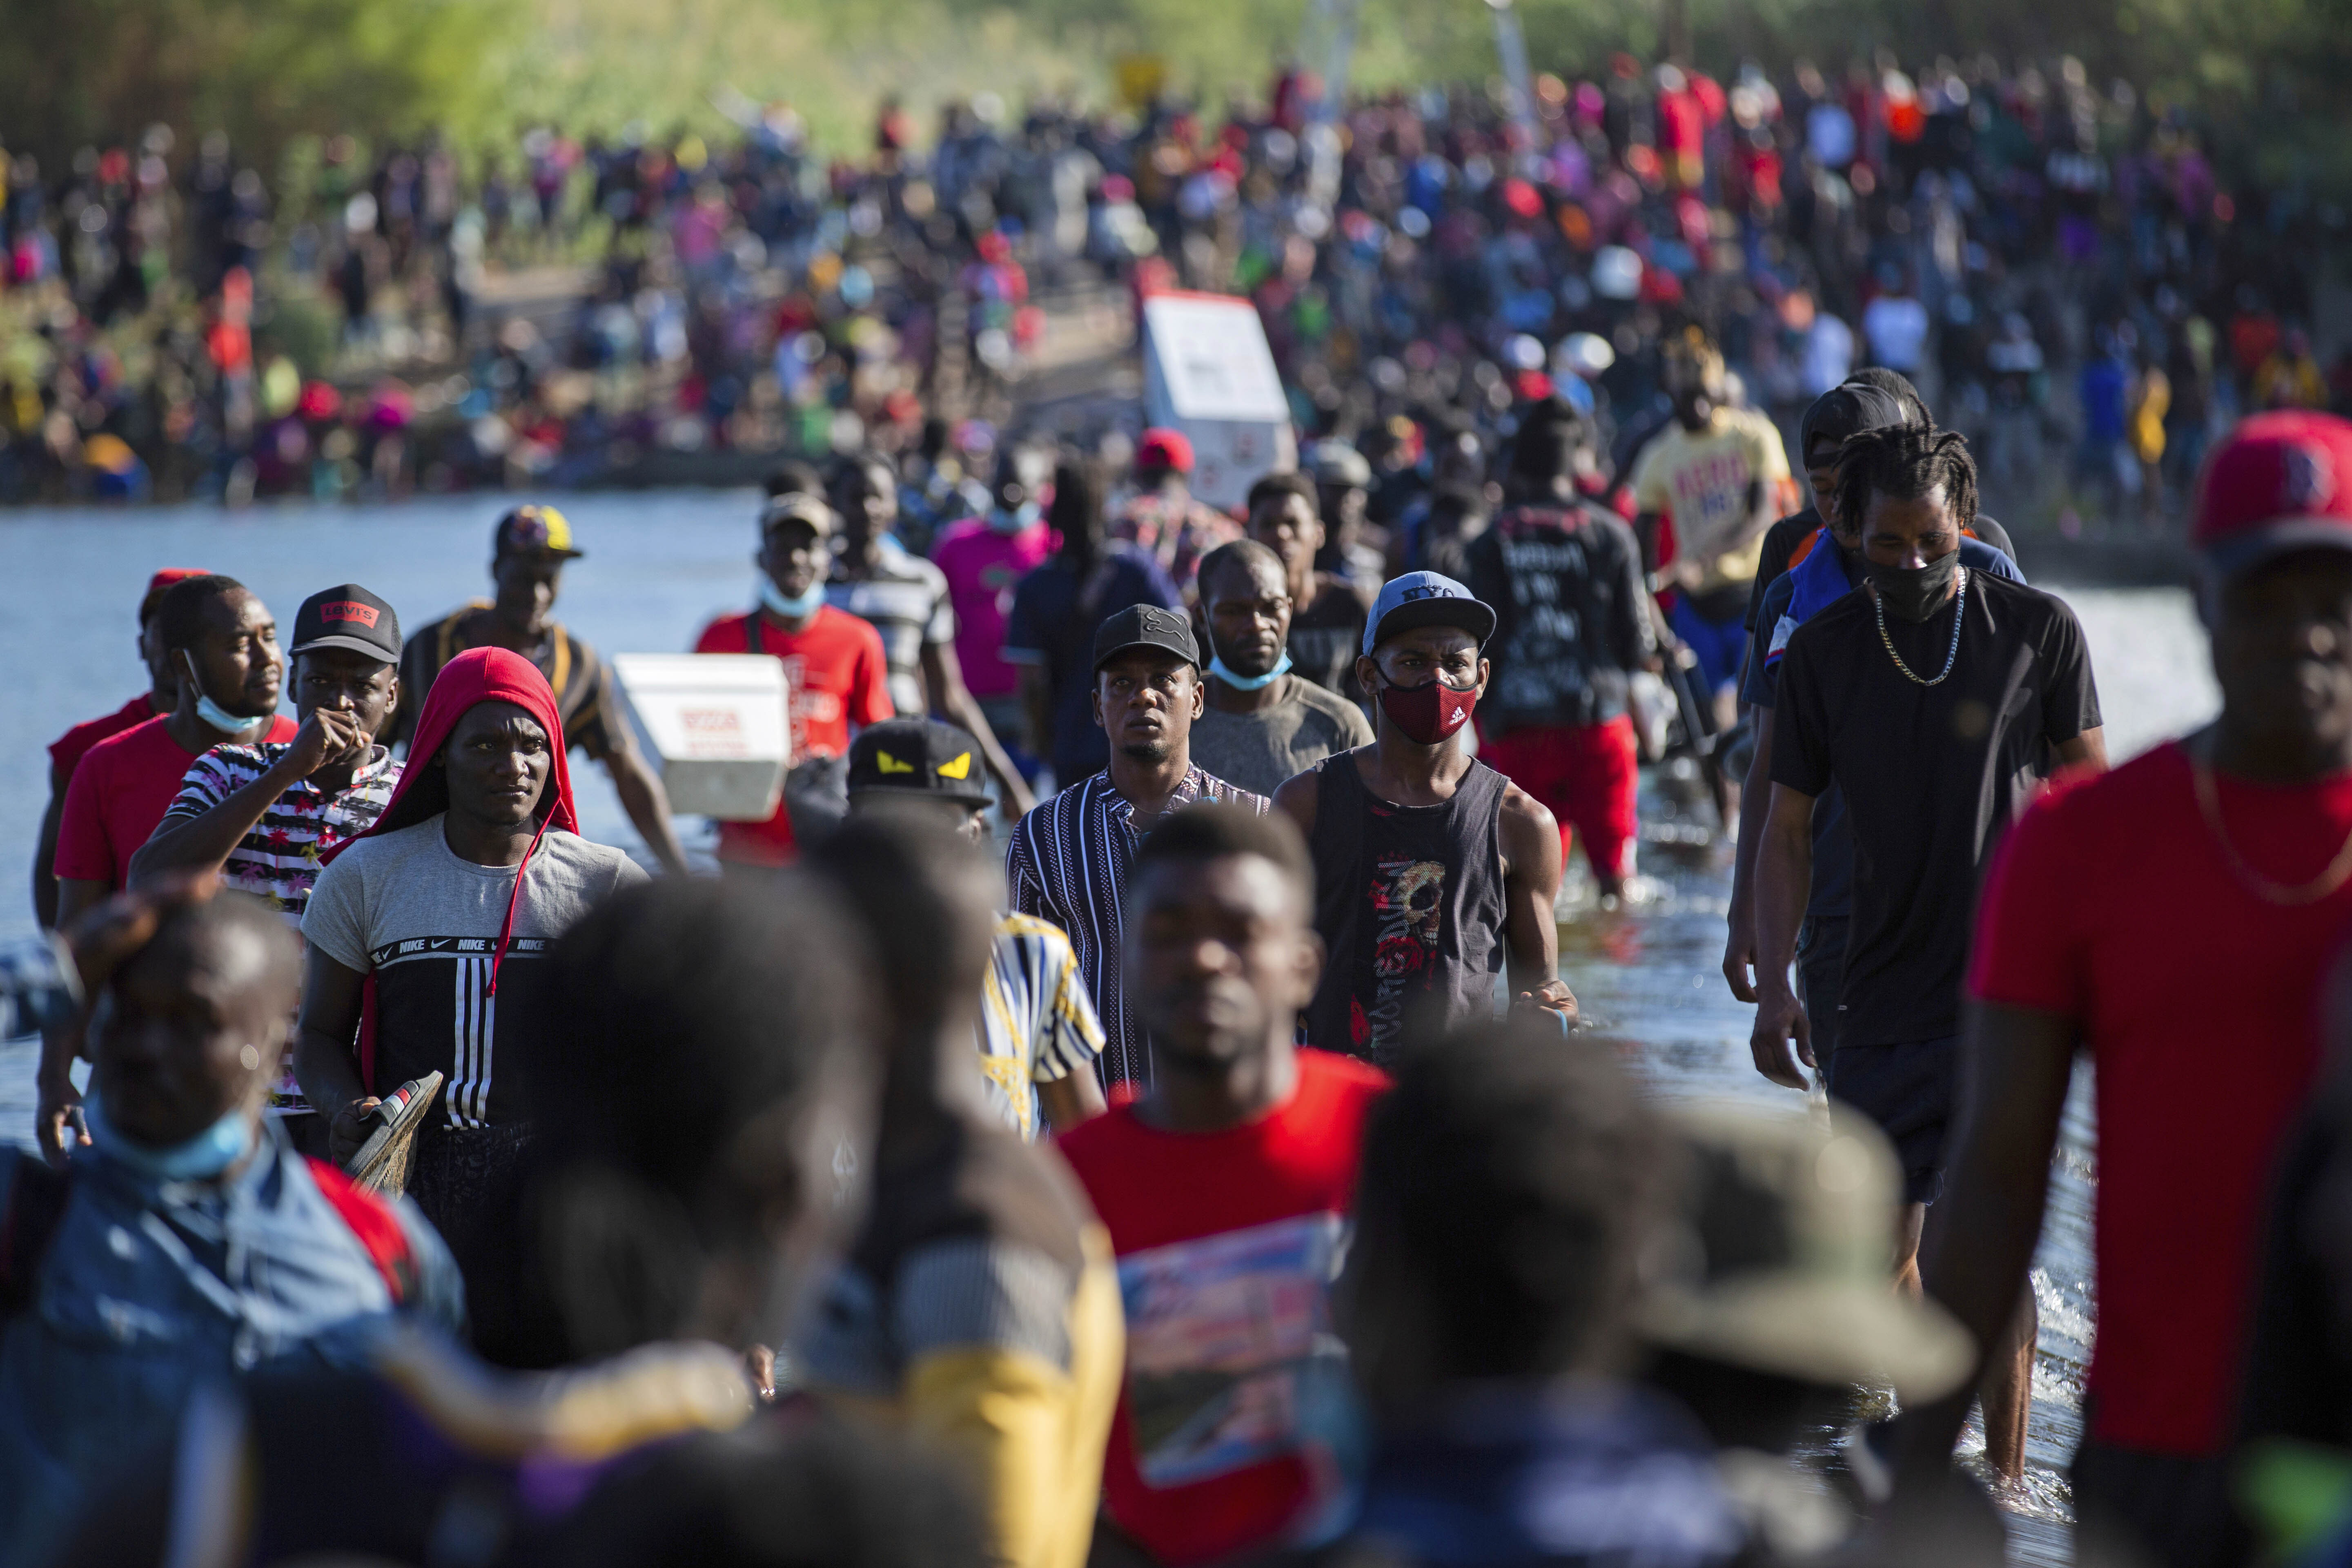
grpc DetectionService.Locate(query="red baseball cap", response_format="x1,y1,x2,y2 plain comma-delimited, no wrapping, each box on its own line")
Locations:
139,568,212,624
2194,411,2352,577
1137,428,1194,474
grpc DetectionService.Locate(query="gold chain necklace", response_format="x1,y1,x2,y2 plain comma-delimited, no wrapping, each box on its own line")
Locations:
1873,568,1967,686
2191,749,2352,905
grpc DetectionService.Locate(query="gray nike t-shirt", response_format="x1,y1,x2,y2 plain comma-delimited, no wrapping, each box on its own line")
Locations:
303,816,648,1125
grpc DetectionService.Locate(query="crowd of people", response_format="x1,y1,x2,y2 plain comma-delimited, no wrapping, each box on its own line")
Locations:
6,50,2351,521
13,323,2352,1568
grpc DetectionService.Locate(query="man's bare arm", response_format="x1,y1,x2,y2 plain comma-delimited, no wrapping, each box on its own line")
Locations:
1747,782,1816,1089
2056,727,2108,773
1722,704,1779,1002
33,768,66,929
924,641,1036,817
1499,787,1577,1024
605,738,689,875
1038,1070,1107,1135
292,946,378,1165
1016,664,1054,769
1897,1002,2075,1486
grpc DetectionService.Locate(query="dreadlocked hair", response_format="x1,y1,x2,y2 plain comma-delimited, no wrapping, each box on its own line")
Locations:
1830,423,1978,537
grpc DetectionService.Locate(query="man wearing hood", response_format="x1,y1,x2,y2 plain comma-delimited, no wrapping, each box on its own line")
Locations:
294,646,647,1364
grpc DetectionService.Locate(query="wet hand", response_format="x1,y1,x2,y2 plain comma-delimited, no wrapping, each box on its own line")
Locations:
1512,980,1579,1031
1722,914,1760,1003
35,1078,87,1171
743,1344,778,1402
1748,986,1813,1091
329,1096,382,1165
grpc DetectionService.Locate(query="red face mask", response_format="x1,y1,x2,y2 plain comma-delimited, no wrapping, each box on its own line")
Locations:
1378,675,1478,745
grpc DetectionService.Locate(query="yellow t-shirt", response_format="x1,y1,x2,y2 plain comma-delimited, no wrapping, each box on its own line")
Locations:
1632,407,1793,595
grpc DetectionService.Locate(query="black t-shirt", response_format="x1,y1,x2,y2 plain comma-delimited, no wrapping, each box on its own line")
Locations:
1772,569,2100,1047
1744,510,2016,633
1464,503,1657,731
1288,575,1373,703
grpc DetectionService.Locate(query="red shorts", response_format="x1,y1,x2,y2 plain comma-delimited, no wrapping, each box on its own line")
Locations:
1480,715,1641,880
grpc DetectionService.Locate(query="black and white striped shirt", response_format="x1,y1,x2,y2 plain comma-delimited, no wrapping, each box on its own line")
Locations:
1006,766,1268,1088
160,742,401,923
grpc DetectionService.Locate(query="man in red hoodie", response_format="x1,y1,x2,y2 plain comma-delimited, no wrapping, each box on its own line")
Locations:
1057,804,1386,1566
294,647,646,1365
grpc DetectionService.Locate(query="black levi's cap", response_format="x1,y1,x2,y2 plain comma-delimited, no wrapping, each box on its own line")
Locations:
1092,604,1199,672
290,584,401,663
847,719,994,806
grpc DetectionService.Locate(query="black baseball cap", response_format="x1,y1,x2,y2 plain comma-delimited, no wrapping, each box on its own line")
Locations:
847,719,993,807
1092,604,1199,672
493,504,584,560
290,584,401,663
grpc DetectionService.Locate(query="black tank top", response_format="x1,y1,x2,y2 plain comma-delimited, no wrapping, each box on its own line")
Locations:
1302,751,1510,1065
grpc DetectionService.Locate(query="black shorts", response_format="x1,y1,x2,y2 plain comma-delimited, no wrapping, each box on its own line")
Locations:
1824,1035,1954,1205
1796,915,1848,1064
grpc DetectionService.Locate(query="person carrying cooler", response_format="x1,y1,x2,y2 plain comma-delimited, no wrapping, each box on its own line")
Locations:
692,492,896,869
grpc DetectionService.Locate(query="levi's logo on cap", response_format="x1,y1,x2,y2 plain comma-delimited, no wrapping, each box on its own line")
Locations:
322,601,380,627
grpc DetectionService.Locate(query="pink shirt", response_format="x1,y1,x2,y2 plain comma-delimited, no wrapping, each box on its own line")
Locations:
932,517,1052,699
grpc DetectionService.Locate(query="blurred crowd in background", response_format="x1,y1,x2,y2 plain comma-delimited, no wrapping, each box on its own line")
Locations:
2,52,2348,526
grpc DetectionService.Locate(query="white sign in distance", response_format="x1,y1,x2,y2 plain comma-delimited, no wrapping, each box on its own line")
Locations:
610,653,791,821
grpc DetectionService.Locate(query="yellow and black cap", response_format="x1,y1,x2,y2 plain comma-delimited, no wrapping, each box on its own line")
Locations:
846,719,993,807
493,504,584,561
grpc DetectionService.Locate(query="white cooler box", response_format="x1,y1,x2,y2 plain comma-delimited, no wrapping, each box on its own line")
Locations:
610,654,790,822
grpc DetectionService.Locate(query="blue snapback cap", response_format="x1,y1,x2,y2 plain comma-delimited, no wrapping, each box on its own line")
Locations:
1362,571,1498,657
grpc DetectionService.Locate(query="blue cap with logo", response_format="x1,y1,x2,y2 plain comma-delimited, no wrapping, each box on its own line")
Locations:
1363,571,1497,657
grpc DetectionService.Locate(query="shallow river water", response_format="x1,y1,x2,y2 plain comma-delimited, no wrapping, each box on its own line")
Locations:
0,495,2223,1561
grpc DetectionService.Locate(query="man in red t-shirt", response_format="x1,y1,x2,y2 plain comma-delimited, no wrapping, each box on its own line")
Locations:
691,493,894,868
42,572,296,1163
32,567,209,928
1900,412,2352,1568
1056,803,1386,1566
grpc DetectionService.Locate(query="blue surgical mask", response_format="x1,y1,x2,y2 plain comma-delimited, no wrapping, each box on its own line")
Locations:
760,577,829,620
1209,650,1293,691
182,652,270,739
988,501,1041,536
85,1093,256,1183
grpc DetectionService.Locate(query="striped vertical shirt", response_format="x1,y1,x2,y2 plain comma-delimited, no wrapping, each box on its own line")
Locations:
979,914,1108,1140
1006,766,1269,1088
159,743,402,923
